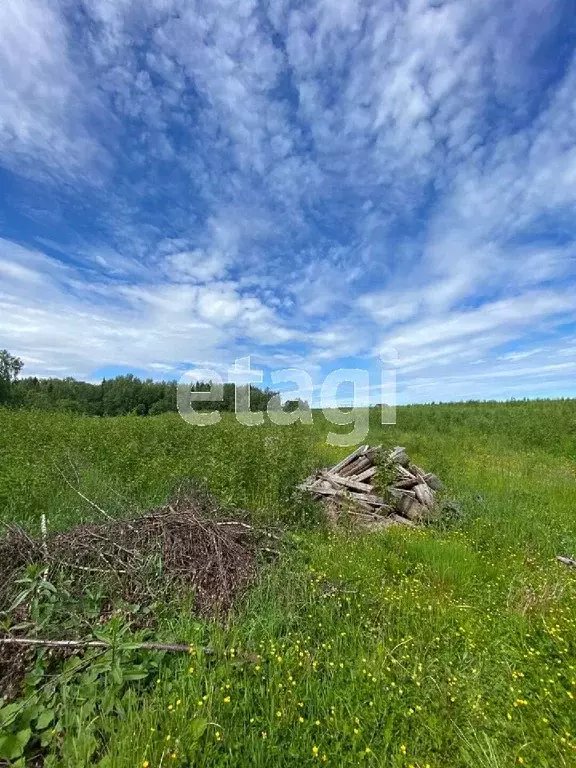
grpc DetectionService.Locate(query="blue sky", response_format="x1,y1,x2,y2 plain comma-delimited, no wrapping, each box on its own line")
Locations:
1,0,576,405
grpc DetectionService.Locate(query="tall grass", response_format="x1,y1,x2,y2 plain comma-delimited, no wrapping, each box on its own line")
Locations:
1,400,575,767
0,411,322,531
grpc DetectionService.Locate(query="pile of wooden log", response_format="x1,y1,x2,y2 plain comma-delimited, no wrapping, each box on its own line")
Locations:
299,445,443,529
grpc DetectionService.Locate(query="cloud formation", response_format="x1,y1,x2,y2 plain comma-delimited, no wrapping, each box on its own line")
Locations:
0,0,575,402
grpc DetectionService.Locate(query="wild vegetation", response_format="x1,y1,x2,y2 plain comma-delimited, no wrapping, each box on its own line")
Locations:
0,399,575,767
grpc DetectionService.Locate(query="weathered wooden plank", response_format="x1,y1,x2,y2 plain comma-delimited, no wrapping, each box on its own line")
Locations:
341,456,372,477
395,495,409,516
331,445,368,474
300,480,341,498
404,499,430,521
351,466,378,482
388,446,409,467
299,477,327,493
347,497,378,513
394,477,420,489
395,464,416,480
423,473,443,491
323,472,374,493
349,491,392,508
389,487,416,499
409,465,426,479
414,483,434,508
314,486,341,497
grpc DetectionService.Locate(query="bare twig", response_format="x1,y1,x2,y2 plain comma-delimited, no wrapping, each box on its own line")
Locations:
261,546,281,557
54,463,114,521
216,520,256,530
66,454,81,487
40,513,49,582
87,532,140,559
215,520,282,541
0,637,213,653
57,561,128,574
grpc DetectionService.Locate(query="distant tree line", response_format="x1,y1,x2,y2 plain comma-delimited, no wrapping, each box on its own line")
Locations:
0,350,281,416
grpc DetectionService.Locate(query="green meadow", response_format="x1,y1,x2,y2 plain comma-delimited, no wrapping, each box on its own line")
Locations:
0,399,575,767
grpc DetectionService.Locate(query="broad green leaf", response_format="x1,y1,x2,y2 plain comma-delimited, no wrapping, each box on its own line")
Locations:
190,718,208,741
0,701,23,723
0,728,31,760
18,703,41,727
110,665,123,686
36,709,55,730
122,670,149,681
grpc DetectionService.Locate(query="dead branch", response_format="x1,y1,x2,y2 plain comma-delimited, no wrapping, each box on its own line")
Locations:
215,520,282,541
54,463,115,522
0,637,213,654
40,513,49,582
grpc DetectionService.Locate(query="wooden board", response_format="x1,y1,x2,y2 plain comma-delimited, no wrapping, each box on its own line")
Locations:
341,456,372,477
323,472,374,494
352,466,378,482
331,445,368,474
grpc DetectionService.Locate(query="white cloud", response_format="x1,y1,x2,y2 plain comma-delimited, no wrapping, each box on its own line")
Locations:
164,250,229,283
0,238,299,377
384,292,574,354
0,0,109,179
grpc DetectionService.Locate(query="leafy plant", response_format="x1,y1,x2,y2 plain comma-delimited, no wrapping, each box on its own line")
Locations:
371,446,396,501
0,620,158,766
3,565,58,633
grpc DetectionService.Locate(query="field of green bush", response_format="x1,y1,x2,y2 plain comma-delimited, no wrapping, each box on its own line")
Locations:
0,400,575,767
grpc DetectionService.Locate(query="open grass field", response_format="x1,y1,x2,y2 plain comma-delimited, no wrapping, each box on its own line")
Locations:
1,400,576,767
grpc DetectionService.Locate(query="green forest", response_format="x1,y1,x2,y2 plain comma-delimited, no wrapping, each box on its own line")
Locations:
0,350,278,416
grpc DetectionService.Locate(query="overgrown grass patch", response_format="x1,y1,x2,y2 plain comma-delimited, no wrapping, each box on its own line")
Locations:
1,400,575,766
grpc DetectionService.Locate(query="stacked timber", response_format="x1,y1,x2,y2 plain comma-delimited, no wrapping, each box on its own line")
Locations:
299,445,443,528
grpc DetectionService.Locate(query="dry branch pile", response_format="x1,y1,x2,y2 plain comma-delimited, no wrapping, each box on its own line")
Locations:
0,489,276,617
299,445,443,529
